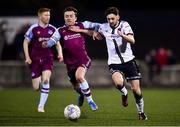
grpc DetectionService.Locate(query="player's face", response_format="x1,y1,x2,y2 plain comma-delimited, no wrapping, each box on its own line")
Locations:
39,11,50,24
106,14,120,28
64,11,77,26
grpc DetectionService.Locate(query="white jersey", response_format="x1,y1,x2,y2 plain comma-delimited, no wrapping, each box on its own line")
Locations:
98,20,135,65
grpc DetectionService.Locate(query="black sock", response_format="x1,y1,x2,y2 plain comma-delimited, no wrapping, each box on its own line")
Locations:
133,91,143,103
116,84,124,90
116,85,128,95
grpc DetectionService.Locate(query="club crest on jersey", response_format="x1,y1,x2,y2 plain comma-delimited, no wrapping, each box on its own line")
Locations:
37,31,40,34
48,30,53,35
64,35,68,40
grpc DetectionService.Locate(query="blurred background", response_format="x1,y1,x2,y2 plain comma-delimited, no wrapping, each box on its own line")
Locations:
0,0,180,88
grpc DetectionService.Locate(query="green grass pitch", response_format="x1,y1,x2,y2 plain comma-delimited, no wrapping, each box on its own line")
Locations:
0,87,180,126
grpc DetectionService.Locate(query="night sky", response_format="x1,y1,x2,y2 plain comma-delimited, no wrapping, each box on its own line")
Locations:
0,0,179,60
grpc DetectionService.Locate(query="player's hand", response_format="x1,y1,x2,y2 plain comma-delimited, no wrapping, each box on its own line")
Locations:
25,57,32,64
57,55,63,63
68,26,82,32
42,41,48,48
93,31,103,40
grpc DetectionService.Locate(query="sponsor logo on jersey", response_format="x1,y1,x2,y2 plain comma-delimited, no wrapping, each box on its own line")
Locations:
64,33,81,40
38,37,50,42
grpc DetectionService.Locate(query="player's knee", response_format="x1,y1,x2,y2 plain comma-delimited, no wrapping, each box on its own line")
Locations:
131,86,141,94
32,85,39,91
112,74,124,85
42,79,49,84
76,76,85,83
114,79,124,86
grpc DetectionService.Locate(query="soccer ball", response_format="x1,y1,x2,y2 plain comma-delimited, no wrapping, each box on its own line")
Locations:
64,104,81,120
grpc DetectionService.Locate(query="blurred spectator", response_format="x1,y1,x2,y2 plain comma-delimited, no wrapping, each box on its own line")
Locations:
12,23,31,60
167,49,176,65
145,49,157,82
155,47,169,74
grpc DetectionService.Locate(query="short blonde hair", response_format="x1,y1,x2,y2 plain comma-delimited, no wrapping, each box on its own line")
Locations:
38,7,50,16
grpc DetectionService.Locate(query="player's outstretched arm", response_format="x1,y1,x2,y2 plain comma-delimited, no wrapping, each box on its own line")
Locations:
42,30,61,48
68,26,103,40
68,26,94,36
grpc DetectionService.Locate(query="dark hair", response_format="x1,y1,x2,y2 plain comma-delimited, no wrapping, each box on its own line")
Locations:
105,7,119,16
63,6,78,16
38,8,50,15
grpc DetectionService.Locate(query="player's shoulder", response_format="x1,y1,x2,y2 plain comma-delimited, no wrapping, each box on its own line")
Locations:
75,22,84,28
48,24,57,30
120,20,128,23
99,23,109,29
56,25,68,34
120,20,130,26
58,25,66,30
28,23,39,31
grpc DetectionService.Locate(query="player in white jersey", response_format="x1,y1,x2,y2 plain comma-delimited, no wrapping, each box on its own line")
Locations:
94,7,147,120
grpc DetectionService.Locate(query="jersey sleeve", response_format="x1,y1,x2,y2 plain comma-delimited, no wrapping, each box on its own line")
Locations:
98,25,103,34
122,22,134,35
47,29,61,47
51,29,61,42
82,21,101,30
98,24,108,37
24,25,34,42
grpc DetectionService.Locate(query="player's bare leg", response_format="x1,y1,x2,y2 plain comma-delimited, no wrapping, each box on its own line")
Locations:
130,80,147,120
112,72,128,107
76,66,98,111
38,70,51,113
32,77,41,91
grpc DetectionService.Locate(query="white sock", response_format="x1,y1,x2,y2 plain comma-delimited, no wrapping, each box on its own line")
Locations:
121,87,128,96
80,80,93,103
136,98,144,113
38,83,50,108
117,85,128,96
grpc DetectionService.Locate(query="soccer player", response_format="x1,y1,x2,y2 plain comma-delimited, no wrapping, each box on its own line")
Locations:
23,8,63,113
42,6,100,111
94,7,148,120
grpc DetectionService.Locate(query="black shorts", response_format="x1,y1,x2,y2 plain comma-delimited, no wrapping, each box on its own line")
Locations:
67,69,78,84
108,59,142,80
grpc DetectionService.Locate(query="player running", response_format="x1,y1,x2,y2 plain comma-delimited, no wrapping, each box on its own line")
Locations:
23,7,63,113
42,6,101,111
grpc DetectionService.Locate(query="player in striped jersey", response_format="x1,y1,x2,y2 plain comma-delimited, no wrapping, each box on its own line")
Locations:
95,7,148,120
